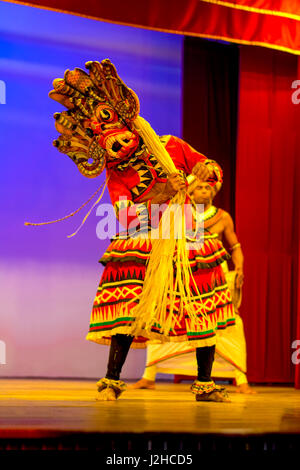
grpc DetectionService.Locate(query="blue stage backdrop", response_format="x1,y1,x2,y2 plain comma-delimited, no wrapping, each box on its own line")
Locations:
0,2,183,378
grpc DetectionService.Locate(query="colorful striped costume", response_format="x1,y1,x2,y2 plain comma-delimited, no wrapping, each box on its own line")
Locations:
86,135,235,348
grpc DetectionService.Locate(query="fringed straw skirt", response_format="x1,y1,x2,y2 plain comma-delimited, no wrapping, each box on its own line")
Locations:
86,233,235,348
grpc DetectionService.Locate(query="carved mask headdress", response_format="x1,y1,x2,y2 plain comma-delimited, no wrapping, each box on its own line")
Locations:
49,59,140,178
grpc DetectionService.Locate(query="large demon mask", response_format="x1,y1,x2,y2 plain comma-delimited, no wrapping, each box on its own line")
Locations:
49,59,140,178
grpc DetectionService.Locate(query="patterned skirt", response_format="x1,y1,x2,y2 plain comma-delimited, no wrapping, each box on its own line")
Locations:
86,233,235,348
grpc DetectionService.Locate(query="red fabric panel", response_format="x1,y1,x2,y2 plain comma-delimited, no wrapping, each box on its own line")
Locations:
6,0,300,55
294,58,300,389
236,47,300,383
296,242,300,388
214,0,300,16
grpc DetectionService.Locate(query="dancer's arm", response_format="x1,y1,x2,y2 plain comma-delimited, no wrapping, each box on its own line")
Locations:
165,136,223,188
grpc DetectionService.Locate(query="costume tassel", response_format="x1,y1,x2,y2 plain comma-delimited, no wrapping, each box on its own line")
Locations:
67,177,108,238
24,178,109,237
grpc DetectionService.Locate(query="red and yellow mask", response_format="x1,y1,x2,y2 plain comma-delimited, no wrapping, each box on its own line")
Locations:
49,59,140,178
87,103,139,163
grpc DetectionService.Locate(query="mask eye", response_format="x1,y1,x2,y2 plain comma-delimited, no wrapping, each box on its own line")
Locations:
99,108,113,122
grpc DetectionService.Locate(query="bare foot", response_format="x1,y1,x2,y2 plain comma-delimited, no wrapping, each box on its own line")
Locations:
196,390,231,403
236,383,257,394
129,378,156,390
95,388,117,401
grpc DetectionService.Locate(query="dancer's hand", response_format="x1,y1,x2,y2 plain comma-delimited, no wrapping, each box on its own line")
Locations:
235,268,244,288
192,162,212,182
163,173,186,198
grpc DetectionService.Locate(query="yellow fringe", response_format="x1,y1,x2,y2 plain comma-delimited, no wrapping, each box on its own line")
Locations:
133,116,178,174
131,116,210,336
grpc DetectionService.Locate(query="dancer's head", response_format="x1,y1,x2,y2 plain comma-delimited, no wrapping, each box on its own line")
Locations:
189,181,215,205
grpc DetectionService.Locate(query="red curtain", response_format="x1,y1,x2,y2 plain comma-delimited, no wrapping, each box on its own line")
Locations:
211,0,300,16
294,59,300,389
235,46,300,383
296,242,300,388
182,37,239,218
6,0,300,55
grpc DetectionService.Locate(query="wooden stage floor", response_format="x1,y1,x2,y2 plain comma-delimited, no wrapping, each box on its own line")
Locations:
0,379,300,458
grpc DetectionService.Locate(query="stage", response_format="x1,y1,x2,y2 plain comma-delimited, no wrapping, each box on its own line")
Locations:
0,379,300,461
